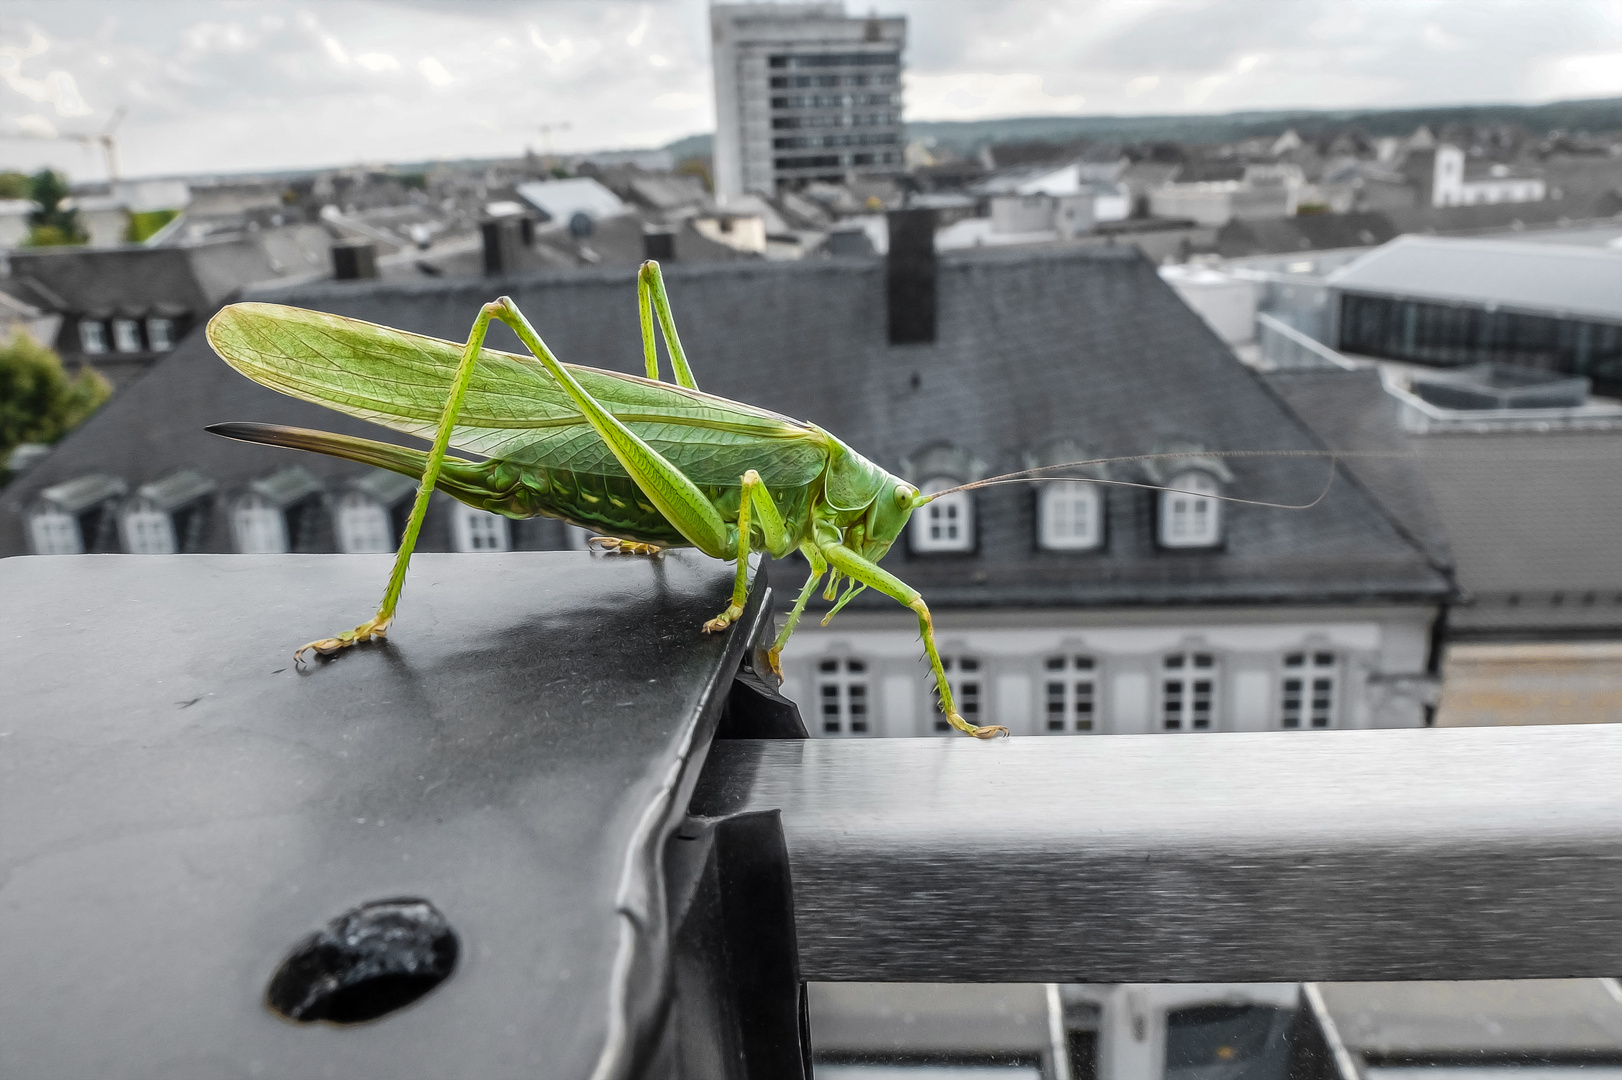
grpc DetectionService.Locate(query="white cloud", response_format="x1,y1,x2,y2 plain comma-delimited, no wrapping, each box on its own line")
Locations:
355,52,401,72
653,91,703,111
627,10,650,48
906,72,1085,120
528,25,575,63
1529,49,1622,97
1125,74,1159,97
417,56,452,87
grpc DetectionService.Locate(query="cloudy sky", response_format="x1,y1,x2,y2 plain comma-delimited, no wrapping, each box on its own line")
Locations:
1,0,1620,180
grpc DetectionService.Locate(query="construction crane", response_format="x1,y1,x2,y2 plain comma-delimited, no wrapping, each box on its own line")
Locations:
0,107,126,182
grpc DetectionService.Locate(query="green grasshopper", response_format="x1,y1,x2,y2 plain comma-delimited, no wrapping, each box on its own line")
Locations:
207,261,1339,738
207,261,1011,736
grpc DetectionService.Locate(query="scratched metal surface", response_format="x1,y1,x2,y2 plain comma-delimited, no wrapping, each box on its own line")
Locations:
0,552,758,1080
694,729,1622,984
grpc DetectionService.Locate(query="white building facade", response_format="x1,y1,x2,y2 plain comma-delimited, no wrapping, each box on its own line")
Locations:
710,3,905,201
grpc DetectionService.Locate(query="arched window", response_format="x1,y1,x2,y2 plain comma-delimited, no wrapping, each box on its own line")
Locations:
232,493,289,554
334,490,395,553
453,502,511,552
1039,482,1102,551
1159,470,1222,548
911,478,973,553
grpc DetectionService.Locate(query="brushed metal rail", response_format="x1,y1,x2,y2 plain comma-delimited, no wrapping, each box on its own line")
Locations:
692,726,1622,984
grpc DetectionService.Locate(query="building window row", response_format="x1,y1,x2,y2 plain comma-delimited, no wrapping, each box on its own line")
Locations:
770,72,896,89
774,152,900,172
771,112,897,130
772,131,901,150
770,92,899,110
810,650,1342,736
768,51,900,69
78,315,179,356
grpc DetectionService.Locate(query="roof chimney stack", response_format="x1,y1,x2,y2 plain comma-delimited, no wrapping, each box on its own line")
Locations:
481,217,526,276
886,208,937,345
330,242,377,281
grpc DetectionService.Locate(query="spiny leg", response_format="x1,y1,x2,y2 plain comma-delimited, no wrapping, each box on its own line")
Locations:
819,541,1009,739
705,469,789,633
638,260,697,389
295,301,500,665
765,543,827,680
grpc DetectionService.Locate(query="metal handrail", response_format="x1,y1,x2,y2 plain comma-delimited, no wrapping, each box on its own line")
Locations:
695,725,1622,983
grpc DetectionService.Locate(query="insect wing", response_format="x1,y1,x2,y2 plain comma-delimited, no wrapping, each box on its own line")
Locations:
207,303,827,488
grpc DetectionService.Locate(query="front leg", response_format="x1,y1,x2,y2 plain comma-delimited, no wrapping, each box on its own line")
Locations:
705,469,788,633
819,541,1009,739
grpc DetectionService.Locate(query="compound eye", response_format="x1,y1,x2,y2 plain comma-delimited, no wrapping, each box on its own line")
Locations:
894,484,916,507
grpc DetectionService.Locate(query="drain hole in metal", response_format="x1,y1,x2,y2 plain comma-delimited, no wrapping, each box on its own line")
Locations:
266,896,458,1024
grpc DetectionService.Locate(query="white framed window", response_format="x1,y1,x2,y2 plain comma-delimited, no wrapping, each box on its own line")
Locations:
1043,655,1097,732
1281,651,1337,729
28,509,82,555
911,478,973,553
1162,651,1217,731
121,505,177,554
78,319,108,355
335,491,395,553
146,317,175,351
1159,470,1222,548
453,503,511,552
933,655,982,734
232,494,289,554
816,657,870,736
111,317,144,354
1039,482,1102,551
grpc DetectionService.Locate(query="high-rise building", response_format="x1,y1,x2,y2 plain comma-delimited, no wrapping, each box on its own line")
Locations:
710,3,905,202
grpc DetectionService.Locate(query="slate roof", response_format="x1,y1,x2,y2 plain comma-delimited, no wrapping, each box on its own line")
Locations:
6,239,282,318
0,247,1448,610
1216,212,1398,259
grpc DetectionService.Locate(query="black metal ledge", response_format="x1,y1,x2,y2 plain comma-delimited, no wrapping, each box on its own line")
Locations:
0,552,791,1080
693,728,1622,984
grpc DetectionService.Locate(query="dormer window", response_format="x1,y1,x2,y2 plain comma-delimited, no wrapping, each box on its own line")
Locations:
146,317,175,351
232,493,290,553
1039,482,1102,551
232,467,324,554
335,471,418,553
452,502,512,552
27,474,128,555
120,470,215,554
1159,470,1222,548
112,318,144,353
1026,438,1108,552
78,319,108,355
912,479,973,553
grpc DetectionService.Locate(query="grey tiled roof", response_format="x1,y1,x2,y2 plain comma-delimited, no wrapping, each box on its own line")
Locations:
0,247,1447,608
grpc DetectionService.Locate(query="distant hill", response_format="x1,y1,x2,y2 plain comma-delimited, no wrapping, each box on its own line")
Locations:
660,96,1622,160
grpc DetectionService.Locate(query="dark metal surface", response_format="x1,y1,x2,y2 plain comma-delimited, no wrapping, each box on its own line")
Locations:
694,729,1622,984
0,551,764,1080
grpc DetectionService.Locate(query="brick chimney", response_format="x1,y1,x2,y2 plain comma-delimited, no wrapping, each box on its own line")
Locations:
886,208,937,345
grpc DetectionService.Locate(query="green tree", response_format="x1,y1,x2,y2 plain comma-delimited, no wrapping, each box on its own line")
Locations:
0,333,109,475
0,171,29,200
25,169,86,246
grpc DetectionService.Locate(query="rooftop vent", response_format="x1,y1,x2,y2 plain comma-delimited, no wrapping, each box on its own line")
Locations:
1412,364,1590,411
